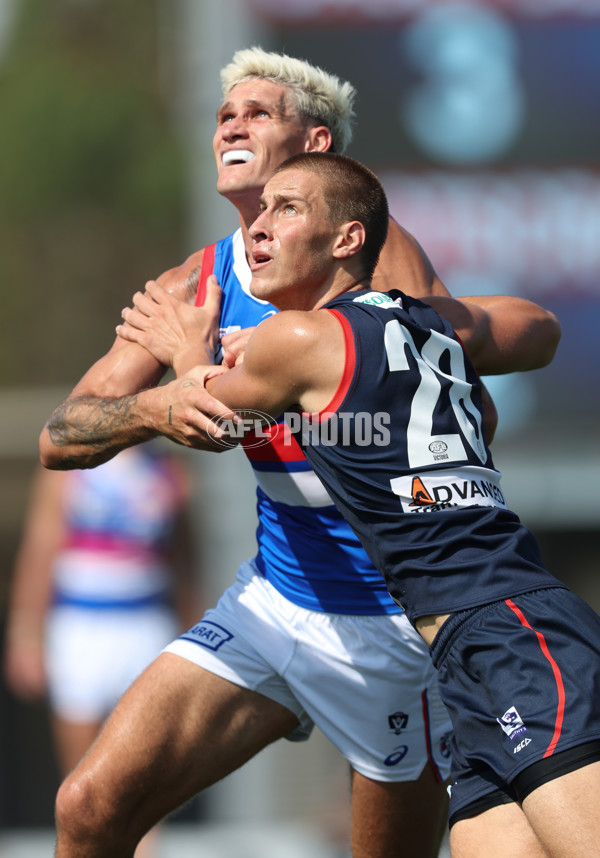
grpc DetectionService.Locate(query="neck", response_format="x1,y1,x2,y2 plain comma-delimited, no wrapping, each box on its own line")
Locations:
239,216,254,264
312,276,371,310
271,274,371,314
220,187,262,255
225,198,260,269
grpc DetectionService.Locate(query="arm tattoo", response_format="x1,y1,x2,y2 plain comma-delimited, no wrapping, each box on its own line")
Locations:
46,395,151,451
184,266,202,303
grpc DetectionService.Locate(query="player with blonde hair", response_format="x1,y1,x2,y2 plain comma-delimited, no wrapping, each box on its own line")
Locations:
42,49,560,858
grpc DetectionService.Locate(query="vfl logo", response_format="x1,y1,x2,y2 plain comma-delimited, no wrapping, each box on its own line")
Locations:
388,711,409,734
497,705,528,741
182,621,233,651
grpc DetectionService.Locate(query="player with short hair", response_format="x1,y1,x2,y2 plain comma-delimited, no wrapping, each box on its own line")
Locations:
130,150,600,858
42,50,561,858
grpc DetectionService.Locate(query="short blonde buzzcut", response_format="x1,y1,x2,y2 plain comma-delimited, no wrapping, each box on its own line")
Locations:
220,46,356,154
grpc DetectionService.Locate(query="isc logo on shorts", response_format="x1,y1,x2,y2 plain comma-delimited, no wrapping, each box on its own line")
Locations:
182,621,233,651
514,737,532,754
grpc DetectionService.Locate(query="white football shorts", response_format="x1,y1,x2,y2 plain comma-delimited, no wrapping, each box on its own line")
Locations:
46,604,178,722
164,560,452,783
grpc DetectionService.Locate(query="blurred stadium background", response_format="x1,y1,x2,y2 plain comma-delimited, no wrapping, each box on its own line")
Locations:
0,0,598,854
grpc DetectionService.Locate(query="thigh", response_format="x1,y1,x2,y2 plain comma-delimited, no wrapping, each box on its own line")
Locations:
68,652,300,835
165,563,314,739
287,610,453,783
351,766,448,858
450,802,548,858
522,761,600,858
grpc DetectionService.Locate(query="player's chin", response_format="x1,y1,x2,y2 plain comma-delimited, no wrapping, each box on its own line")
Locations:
252,282,279,308
216,173,249,195
249,278,269,301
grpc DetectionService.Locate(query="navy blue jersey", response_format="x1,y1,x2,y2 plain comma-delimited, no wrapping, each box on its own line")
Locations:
196,232,399,614
298,289,560,624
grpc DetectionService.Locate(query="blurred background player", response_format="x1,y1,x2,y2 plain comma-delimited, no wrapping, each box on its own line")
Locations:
4,442,201,857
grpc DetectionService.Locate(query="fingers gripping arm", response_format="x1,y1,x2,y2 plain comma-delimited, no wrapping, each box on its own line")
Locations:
116,276,223,375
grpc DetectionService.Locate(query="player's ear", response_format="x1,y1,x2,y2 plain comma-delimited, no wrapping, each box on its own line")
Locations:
305,126,332,153
333,221,365,259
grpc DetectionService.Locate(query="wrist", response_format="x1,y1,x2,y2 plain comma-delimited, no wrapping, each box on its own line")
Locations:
139,387,171,436
173,346,216,377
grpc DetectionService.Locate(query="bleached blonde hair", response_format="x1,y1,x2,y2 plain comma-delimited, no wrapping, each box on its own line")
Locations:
220,46,356,154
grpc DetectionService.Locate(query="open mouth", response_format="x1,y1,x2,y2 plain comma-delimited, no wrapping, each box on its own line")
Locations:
222,149,255,166
251,250,271,269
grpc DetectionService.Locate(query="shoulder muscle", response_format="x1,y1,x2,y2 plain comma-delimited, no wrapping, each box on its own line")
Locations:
155,249,206,303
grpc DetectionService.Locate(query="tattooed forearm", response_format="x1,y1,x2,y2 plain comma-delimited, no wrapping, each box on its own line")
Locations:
45,395,154,458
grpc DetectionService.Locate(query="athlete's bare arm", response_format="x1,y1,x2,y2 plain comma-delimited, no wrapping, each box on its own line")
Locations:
201,311,342,418
39,251,234,470
425,294,561,375
372,219,450,298
374,221,560,370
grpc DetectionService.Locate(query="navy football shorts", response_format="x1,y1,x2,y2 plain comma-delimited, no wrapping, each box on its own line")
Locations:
429,586,600,826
